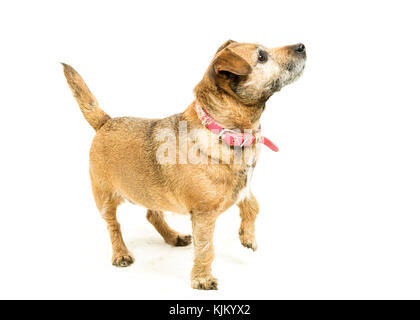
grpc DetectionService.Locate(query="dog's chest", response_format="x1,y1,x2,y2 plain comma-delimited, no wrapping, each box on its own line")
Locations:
235,165,254,203
181,128,261,212
233,145,260,204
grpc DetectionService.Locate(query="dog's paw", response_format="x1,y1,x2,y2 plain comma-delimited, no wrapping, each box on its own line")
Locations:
175,234,192,247
239,229,258,251
191,276,218,290
241,239,258,251
112,253,134,267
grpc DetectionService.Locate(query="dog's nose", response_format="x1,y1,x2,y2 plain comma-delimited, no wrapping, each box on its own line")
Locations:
295,43,305,54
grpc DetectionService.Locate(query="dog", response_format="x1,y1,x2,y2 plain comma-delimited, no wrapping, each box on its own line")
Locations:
62,40,306,290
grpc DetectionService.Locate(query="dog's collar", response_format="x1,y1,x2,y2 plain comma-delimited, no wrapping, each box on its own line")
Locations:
194,102,278,152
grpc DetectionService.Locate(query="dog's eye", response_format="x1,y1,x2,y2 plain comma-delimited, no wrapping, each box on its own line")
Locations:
257,50,268,63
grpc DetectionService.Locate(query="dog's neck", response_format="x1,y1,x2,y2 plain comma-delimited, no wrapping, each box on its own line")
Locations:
181,80,279,152
192,81,264,131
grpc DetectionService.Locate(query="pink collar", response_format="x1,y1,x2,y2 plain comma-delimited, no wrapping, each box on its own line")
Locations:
194,102,279,152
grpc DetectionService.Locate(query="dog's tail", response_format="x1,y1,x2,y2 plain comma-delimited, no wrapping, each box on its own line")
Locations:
61,63,111,131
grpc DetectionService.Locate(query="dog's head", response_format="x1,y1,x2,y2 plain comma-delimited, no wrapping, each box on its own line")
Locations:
207,40,306,105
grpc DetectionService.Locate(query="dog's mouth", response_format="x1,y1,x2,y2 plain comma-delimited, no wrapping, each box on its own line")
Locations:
270,78,282,92
266,60,305,96
280,59,306,87
286,63,295,72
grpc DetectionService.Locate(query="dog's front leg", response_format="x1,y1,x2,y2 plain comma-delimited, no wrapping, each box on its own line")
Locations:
237,192,259,251
190,213,218,290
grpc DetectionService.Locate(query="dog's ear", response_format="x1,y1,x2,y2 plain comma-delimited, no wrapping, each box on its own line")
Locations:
216,39,236,53
211,48,252,78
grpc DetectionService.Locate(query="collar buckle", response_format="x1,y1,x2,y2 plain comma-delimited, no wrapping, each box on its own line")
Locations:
240,135,249,147
218,128,226,140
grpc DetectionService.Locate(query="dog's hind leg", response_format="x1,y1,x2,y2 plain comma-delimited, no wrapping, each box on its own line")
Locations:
91,179,134,267
146,209,192,246
237,192,259,251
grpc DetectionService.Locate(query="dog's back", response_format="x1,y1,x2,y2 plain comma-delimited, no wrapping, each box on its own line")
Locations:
89,115,188,213
62,63,185,211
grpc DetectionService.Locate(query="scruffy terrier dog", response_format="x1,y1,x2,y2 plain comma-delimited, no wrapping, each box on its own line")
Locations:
62,40,306,290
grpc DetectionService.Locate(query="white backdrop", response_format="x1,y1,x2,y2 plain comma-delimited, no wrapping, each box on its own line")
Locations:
0,0,419,299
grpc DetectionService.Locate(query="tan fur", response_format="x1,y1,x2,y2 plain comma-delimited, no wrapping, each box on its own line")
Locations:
147,210,192,246
62,63,110,131
238,192,259,251
62,40,306,290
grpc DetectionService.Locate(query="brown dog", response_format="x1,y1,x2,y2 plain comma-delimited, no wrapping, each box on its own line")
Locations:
62,40,306,290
